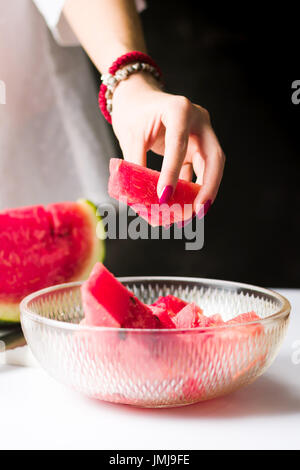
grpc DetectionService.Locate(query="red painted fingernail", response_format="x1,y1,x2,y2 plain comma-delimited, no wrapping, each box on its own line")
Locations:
196,200,212,220
159,185,173,204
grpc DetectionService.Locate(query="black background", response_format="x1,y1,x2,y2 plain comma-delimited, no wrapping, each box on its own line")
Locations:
106,0,300,287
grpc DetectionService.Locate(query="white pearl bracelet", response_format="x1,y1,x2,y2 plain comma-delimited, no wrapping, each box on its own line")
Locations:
101,62,162,115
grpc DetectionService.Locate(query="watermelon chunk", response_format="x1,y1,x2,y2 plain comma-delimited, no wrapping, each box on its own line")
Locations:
197,313,225,327
224,310,264,342
150,298,225,330
172,303,203,328
0,200,104,323
81,263,161,329
149,305,177,329
226,311,261,325
108,158,201,226
150,295,189,328
151,295,188,317
170,303,224,329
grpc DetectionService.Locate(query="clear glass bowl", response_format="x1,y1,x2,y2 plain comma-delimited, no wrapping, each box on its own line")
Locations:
20,277,291,408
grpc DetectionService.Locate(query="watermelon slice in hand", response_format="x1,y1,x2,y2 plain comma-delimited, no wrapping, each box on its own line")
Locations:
108,158,201,227
0,199,104,323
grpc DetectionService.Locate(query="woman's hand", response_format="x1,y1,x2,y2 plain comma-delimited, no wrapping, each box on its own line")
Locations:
63,0,224,215
112,73,225,215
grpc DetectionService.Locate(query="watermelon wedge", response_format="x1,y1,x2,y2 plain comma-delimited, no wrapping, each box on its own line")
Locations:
0,200,104,323
108,158,201,226
81,263,161,329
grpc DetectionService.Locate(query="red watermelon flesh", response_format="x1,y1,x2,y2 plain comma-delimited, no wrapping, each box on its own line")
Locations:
150,295,189,328
195,313,225,327
226,311,261,325
151,295,188,316
172,303,203,328
148,298,233,330
224,311,265,343
81,263,161,329
0,200,103,322
207,314,225,325
178,311,266,401
152,300,225,330
108,158,200,227
149,305,177,328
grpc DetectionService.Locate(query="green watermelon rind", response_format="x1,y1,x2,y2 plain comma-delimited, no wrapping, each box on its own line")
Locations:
76,199,106,279
0,199,105,324
0,306,22,324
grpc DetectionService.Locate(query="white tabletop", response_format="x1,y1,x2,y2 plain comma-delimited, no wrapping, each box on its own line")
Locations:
1,288,299,451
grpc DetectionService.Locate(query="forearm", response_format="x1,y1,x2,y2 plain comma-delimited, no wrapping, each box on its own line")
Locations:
63,0,146,72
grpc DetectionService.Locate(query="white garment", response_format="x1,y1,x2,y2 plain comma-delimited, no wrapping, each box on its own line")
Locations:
33,0,146,46
0,0,144,210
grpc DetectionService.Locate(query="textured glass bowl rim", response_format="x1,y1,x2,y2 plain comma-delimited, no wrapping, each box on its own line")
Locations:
20,276,291,333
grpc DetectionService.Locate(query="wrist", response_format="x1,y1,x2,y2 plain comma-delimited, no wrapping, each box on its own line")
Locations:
113,72,161,103
98,51,162,123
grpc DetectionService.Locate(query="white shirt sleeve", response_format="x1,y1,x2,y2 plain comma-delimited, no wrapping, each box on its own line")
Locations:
33,0,147,47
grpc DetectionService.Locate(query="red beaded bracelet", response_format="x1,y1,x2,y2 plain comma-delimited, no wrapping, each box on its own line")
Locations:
98,51,162,124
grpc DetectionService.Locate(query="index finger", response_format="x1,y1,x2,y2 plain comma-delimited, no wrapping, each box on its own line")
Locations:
157,97,191,203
